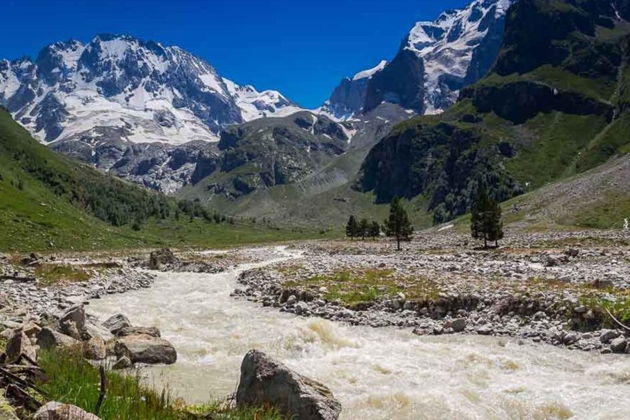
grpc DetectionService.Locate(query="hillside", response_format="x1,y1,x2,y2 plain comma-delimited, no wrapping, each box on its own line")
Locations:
0,108,330,251
358,0,630,225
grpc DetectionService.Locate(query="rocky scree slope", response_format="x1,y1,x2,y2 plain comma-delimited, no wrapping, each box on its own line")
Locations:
358,0,630,225
322,0,512,119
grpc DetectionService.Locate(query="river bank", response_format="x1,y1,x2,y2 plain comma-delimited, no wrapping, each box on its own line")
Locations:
1,231,629,418
235,229,630,354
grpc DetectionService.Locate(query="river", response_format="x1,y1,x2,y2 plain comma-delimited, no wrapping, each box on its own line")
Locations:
88,247,630,419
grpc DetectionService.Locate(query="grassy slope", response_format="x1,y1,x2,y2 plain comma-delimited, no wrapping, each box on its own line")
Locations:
0,110,334,252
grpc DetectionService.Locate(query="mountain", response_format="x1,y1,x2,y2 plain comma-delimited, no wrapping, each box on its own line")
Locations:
319,61,387,119
186,111,350,199
322,0,512,119
0,34,300,146
0,106,324,251
0,34,303,193
358,0,630,225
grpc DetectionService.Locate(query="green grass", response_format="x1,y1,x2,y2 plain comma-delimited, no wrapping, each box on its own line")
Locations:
572,193,630,229
0,108,338,252
478,66,616,102
505,112,608,188
283,268,441,306
37,349,283,420
34,264,91,286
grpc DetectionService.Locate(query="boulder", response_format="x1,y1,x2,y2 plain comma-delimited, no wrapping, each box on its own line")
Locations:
5,330,37,363
115,326,161,338
102,314,131,335
148,248,179,270
36,328,80,350
59,305,86,332
443,318,466,333
599,329,620,344
82,336,107,360
112,356,133,370
114,334,176,365
84,322,114,341
236,350,341,420
610,337,628,353
33,401,100,420
60,320,82,341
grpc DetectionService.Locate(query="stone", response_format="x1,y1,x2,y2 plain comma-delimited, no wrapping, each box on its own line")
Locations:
112,356,133,370
599,329,621,344
60,320,82,341
149,248,179,270
102,314,131,335
590,279,614,289
476,325,493,335
22,323,42,337
443,318,466,333
83,336,107,360
33,401,100,420
115,326,161,338
295,302,309,315
5,330,37,363
114,334,177,365
563,332,579,345
84,321,114,341
236,350,341,420
36,328,80,350
59,305,86,332
286,295,297,306
610,337,628,353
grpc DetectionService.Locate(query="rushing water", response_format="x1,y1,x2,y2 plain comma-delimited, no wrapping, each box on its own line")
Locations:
89,247,630,419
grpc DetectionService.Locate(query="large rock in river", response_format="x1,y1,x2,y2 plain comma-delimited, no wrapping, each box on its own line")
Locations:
101,314,131,335
114,334,177,365
148,248,179,270
236,350,341,420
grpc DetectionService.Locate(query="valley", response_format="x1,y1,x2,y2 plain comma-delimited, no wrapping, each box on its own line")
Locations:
0,0,630,419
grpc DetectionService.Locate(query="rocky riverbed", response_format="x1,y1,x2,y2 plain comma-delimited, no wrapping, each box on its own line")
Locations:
234,229,630,354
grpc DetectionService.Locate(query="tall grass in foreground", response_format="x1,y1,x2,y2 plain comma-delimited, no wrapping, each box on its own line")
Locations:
37,349,284,420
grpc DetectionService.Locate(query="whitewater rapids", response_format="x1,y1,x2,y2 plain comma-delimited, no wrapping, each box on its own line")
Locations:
88,248,630,419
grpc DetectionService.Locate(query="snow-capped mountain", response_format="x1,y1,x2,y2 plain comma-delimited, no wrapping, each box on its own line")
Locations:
323,0,512,118
0,34,300,146
405,0,512,114
319,60,387,119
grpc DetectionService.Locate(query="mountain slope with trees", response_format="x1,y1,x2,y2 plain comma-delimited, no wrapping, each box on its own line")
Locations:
0,108,327,251
358,0,630,224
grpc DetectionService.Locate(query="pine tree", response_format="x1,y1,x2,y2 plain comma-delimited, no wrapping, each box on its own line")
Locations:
359,218,369,240
368,221,381,239
384,196,413,250
471,182,504,248
346,215,359,240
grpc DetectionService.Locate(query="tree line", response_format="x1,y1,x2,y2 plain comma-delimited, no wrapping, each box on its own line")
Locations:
344,184,503,250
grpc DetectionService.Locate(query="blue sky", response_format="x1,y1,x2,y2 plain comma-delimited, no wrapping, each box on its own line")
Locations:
1,0,468,108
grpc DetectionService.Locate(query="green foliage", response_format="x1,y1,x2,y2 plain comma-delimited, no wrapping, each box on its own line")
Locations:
471,182,504,248
37,349,284,420
358,218,369,240
368,221,381,239
345,215,359,239
384,197,413,250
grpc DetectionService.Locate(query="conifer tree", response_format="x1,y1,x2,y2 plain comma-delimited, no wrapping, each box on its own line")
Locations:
368,221,381,239
359,218,369,240
346,215,359,240
471,182,504,248
384,196,413,250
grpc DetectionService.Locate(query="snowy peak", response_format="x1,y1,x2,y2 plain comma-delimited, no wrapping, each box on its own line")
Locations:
0,34,301,146
322,0,512,118
352,60,387,81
